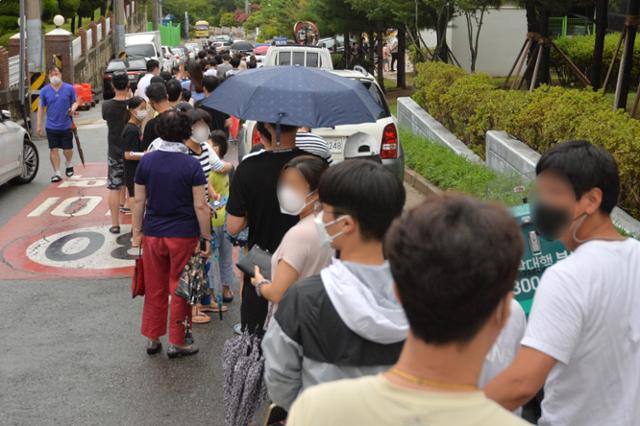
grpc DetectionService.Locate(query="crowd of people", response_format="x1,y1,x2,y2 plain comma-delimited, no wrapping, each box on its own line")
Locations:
36,45,640,425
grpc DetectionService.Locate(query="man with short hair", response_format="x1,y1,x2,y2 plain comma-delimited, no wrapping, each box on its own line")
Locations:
225,56,242,78
134,59,160,101
486,140,640,426
101,71,131,233
36,66,79,182
216,54,232,80
142,83,171,147
166,78,183,109
226,122,306,333
287,194,528,426
196,75,230,137
262,160,407,411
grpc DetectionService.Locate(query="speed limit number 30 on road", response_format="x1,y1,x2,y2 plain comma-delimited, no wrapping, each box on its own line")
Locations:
0,163,137,279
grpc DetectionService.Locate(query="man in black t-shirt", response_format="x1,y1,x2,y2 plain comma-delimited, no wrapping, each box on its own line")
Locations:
101,71,130,234
142,83,172,147
226,122,306,333
196,75,230,138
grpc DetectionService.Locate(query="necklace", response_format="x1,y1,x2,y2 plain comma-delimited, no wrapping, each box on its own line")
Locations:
388,368,478,392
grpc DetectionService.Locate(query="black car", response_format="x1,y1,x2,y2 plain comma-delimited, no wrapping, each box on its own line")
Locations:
103,57,148,100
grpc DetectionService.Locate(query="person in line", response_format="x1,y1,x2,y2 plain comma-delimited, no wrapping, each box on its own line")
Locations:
122,96,148,200
216,54,232,80
287,194,528,426
204,59,218,77
295,127,332,164
142,83,171,146
101,71,131,234
226,122,306,333
225,56,242,78
131,110,211,359
159,70,172,82
183,59,206,104
485,140,640,426
207,131,237,304
196,76,231,138
166,78,183,109
262,160,407,410
36,66,78,183
134,59,160,101
251,155,332,305
247,55,257,69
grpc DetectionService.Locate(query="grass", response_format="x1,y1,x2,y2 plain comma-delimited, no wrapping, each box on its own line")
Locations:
400,127,527,207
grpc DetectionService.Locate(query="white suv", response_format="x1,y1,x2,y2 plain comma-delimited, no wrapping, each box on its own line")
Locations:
238,68,404,180
263,46,333,70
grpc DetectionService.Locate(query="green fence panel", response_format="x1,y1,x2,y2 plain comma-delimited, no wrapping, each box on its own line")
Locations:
145,22,182,46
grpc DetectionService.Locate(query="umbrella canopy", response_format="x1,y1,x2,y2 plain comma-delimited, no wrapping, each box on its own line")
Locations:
201,66,383,128
230,41,254,52
254,45,269,55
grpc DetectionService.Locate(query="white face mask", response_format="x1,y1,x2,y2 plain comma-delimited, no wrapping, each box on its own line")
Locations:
135,110,147,121
278,186,313,216
314,211,348,247
50,76,62,85
192,126,209,143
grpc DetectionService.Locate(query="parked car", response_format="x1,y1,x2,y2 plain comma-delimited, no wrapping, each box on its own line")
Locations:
125,31,164,69
317,35,357,53
103,57,147,100
239,68,403,180
263,45,333,69
0,110,39,186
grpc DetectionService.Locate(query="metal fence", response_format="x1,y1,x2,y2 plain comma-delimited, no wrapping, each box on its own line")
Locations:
72,37,82,61
8,55,21,88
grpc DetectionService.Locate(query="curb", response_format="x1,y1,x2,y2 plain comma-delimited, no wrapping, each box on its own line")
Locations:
403,168,441,197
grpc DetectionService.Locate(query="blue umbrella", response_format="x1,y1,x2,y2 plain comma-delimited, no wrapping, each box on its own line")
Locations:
201,66,383,128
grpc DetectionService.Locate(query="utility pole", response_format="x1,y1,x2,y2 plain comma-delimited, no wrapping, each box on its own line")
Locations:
614,0,640,110
18,0,27,127
151,0,159,31
114,0,125,54
25,0,42,130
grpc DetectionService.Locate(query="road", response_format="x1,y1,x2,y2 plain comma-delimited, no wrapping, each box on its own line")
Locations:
0,106,424,426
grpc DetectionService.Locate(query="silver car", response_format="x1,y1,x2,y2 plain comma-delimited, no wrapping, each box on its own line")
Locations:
0,110,39,186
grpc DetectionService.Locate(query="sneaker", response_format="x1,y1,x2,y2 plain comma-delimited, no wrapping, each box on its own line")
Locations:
51,175,62,183
233,322,242,335
146,340,162,355
167,344,199,359
65,166,74,177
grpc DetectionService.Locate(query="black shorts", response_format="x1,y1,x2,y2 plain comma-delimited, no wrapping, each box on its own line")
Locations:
46,129,73,150
107,156,125,189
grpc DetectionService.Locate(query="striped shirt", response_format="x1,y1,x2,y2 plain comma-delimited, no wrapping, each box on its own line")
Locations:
295,132,333,164
148,137,225,172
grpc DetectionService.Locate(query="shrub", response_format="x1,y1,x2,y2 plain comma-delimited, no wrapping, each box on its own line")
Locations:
411,62,640,217
551,33,640,87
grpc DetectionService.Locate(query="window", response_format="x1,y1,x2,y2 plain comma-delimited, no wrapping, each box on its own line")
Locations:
359,81,390,119
125,44,156,58
306,52,319,68
278,52,291,65
292,52,305,66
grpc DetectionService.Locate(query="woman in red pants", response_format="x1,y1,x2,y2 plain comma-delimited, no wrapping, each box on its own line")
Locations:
131,108,212,359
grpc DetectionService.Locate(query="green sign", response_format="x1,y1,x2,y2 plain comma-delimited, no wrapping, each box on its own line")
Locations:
510,204,568,315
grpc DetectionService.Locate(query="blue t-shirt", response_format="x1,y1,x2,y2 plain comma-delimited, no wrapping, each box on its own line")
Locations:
40,83,76,130
180,79,205,103
134,150,207,237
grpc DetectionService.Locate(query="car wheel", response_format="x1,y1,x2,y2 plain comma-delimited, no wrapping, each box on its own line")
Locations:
12,139,39,184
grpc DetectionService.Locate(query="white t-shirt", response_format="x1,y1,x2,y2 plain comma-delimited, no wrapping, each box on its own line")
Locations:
134,73,154,101
522,239,640,426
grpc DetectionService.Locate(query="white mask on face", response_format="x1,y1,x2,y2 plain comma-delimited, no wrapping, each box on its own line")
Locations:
135,110,148,121
192,126,209,143
50,76,62,85
278,186,313,216
314,211,348,247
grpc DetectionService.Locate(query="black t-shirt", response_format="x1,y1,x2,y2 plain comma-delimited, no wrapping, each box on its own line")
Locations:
101,99,129,159
196,97,230,137
227,148,306,253
122,122,147,183
142,115,160,147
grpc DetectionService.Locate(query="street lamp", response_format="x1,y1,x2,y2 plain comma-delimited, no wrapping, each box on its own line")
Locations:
53,15,65,28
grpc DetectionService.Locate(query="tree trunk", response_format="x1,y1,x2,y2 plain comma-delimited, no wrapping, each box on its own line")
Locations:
436,8,449,62
522,0,539,86
70,15,76,34
536,7,551,87
376,31,385,92
592,0,608,90
397,27,406,89
615,0,640,109
368,30,375,74
358,33,364,63
344,31,351,69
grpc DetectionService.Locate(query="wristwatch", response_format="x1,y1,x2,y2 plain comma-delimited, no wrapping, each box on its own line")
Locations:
255,279,270,297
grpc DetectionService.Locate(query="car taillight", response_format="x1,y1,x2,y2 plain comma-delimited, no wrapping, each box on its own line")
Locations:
380,123,398,159
251,126,262,145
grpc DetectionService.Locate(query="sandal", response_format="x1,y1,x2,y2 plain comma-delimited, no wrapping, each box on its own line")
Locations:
200,302,229,313
222,289,234,304
65,166,74,177
191,306,211,324
109,226,121,234
51,175,62,183
119,206,132,215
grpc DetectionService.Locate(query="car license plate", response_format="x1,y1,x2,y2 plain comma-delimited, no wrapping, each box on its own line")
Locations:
327,137,346,154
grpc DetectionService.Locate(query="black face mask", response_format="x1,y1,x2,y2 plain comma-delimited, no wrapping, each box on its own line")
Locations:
532,202,571,241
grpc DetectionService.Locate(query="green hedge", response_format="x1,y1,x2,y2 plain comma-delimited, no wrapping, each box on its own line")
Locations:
412,62,640,217
551,33,640,87
401,128,526,207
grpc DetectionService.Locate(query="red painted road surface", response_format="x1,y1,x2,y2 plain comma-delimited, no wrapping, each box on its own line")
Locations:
0,163,135,280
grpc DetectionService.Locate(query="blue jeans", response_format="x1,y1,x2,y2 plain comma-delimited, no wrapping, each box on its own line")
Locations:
208,226,237,296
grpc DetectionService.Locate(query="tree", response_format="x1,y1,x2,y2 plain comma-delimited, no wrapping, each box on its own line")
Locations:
457,0,501,72
219,11,236,27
